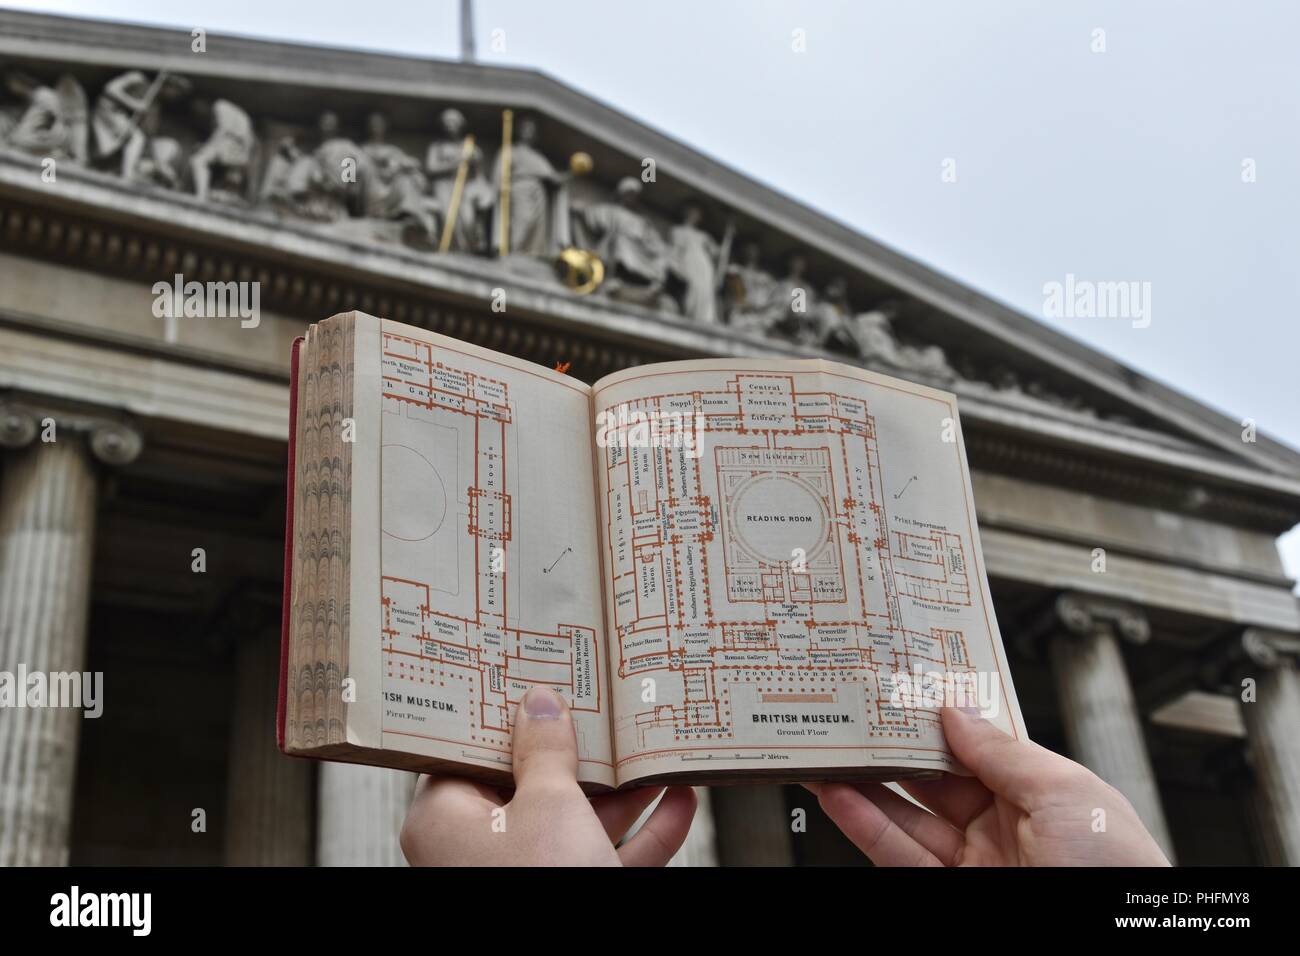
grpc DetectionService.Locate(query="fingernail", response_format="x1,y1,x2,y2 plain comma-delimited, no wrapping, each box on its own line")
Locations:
523,687,563,720
956,706,984,718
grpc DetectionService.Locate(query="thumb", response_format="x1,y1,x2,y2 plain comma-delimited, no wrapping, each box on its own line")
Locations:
941,706,1046,806
511,687,580,792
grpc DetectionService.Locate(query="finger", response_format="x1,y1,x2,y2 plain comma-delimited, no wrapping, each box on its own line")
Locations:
616,787,697,867
853,783,964,866
941,706,1056,807
510,687,580,794
815,782,943,867
899,775,994,831
591,786,665,842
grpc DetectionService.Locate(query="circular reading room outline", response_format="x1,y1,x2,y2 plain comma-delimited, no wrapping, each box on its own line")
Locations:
381,443,448,542
726,471,832,566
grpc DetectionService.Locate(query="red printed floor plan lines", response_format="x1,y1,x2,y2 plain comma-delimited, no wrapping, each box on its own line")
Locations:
377,331,605,769
600,371,985,767
891,529,972,606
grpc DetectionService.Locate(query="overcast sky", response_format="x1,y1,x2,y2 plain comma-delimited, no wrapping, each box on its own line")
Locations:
9,0,1299,586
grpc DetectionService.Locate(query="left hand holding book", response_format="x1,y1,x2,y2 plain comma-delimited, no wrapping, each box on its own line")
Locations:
400,686,698,866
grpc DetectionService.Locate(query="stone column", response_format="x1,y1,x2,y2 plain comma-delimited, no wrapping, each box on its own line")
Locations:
709,784,794,866
0,403,141,866
317,762,416,866
1046,593,1176,860
1234,628,1300,866
224,626,314,866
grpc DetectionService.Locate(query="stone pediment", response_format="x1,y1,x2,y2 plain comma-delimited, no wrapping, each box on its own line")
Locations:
1,9,1298,529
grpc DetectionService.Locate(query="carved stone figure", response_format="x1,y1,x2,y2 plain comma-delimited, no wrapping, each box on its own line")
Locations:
668,204,722,324
362,111,436,243
724,241,779,333
92,70,187,180
135,138,184,190
768,253,820,344
492,115,562,256
310,111,367,219
190,98,255,203
1026,380,1097,417
842,300,956,383
576,177,670,307
3,74,87,161
264,112,367,221
962,362,1098,418
425,109,489,252
457,147,496,253
259,135,305,213
817,276,856,351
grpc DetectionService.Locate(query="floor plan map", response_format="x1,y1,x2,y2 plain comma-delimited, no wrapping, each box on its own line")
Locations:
288,316,1021,787
375,329,612,780
595,363,1017,780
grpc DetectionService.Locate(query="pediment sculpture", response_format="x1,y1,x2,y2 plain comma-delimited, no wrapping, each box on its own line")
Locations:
0,67,1097,415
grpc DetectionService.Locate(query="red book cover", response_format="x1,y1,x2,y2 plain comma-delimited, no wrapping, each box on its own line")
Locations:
276,336,305,753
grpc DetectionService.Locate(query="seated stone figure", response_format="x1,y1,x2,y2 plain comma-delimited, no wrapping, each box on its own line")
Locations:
575,177,672,308
3,74,87,162
724,241,780,334
816,277,858,352
766,254,821,345
362,111,437,245
263,112,368,222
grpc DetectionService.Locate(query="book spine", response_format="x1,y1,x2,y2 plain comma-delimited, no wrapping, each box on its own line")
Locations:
277,336,305,753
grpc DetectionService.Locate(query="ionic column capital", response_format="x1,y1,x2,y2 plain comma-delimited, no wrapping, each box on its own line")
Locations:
1018,591,1151,660
1054,592,1151,645
1240,628,1300,670
0,398,143,466
1200,628,1300,692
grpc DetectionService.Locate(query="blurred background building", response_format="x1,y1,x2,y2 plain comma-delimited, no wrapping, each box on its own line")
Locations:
0,8,1297,866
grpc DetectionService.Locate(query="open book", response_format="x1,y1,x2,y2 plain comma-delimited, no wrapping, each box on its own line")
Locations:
279,312,1025,790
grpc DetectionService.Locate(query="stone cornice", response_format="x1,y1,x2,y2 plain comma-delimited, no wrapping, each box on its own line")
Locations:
964,430,1300,532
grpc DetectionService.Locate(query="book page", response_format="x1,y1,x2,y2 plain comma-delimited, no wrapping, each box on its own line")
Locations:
592,358,1024,786
348,315,614,787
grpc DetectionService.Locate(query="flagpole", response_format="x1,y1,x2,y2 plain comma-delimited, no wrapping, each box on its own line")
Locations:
460,0,476,62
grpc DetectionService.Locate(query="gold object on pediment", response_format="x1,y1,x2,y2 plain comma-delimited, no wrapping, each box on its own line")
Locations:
557,247,605,295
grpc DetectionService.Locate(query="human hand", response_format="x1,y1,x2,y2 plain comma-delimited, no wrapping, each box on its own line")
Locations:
401,686,697,866
807,707,1170,867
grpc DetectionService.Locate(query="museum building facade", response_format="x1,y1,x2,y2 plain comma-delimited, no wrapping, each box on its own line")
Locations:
0,11,1298,866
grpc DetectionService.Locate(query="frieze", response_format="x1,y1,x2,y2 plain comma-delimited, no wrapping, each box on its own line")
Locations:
0,64,1115,420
